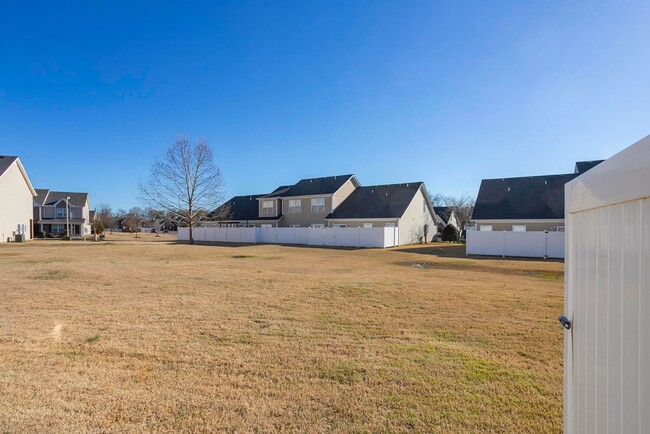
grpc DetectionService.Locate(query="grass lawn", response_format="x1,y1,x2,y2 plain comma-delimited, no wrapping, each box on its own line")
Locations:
0,233,563,433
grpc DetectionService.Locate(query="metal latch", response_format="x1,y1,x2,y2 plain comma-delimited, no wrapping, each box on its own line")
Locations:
558,315,571,330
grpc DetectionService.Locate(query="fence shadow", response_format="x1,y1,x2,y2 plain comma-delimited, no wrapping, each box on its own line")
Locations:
393,243,563,263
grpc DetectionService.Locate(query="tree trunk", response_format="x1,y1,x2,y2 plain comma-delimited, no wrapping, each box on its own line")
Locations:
189,222,194,245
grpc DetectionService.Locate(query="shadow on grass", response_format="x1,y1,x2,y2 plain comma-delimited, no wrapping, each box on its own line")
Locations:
181,240,359,251
393,243,563,263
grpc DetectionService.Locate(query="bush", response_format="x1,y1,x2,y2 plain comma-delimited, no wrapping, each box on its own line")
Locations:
45,232,54,238
441,224,460,242
93,221,105,235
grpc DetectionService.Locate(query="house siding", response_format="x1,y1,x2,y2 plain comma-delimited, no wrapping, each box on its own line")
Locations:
280,196,333,227
474,221,564,232
0,162,34,242
258,198,280,218
331,178,357,210
325,220,397,228
398,187,435,245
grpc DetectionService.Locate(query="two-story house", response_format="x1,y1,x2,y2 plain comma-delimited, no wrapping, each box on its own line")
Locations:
0,156,36,242
255,175,360,228
210,174,438,244
33,190,92,237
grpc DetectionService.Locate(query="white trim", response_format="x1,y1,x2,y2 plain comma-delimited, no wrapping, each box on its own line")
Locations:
472,219,564,224
0,158,36,196
325,217,400,222
566,134,650,214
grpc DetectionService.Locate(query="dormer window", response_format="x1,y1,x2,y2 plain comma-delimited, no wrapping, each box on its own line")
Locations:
261,200,274,215
311,198,325,213
288,199,301,213
56,208,67,218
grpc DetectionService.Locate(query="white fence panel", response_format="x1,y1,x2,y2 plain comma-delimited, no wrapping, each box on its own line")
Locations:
181,226,399,248
294,228,309,245
322,228,336,246
307,228,324,246
466,230,565,259
178,227,190,241
504,231,546,258
383,227,399,247
563,135,650,434
259,227,277,243
546,232,564,258
277,228,294,244
466,231,505,256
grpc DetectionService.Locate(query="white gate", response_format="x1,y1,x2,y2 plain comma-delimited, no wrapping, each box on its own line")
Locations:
564,135,650,433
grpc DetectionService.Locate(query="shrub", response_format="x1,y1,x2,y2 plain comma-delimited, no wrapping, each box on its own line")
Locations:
93,221,105,235
441,224,460,242
45,232,54,238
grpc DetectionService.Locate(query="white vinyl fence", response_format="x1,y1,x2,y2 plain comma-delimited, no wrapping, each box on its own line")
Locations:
466,230,564,259
563,135,650,433
178,226,399,248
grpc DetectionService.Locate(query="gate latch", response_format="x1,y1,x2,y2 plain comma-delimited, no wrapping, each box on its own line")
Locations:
558,315,571,330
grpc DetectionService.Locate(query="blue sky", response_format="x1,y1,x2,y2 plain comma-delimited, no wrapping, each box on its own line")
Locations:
1,1,649,210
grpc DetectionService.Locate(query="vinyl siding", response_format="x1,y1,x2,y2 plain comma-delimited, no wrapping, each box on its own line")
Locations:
280,196,332,227
397,187,435,245
0,162,34,241
474,221,564,232
331,178,357,210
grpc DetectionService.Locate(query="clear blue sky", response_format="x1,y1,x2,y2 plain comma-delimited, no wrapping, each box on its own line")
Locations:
2,1,649,210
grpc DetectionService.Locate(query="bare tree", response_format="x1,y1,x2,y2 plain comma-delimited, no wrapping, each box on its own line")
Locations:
96,203,116,229
139,138,227,244
428,193,475,232
124,207,146,237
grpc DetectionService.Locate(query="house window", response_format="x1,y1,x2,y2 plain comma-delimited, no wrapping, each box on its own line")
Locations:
363,223,373,228
289,224,301,228
480,225,493,231
311,197,325,213
512,224,526,232
288,199,301,213
310,224,324,228
333,224,347,228
261,200,274,215
52,224,66,234
384,222,396,227
56,208,67,218
556,226,565,232
261,224,272,228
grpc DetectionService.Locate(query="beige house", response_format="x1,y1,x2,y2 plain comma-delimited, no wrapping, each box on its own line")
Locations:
0,156,36,242
471,160,604,232
210,174,437,245
34,190,92,237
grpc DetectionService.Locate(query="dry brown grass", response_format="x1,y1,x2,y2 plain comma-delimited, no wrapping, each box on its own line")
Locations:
0,233,563,433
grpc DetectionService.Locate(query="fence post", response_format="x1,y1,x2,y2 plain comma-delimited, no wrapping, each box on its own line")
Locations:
502,230,506,258
544,230,548,259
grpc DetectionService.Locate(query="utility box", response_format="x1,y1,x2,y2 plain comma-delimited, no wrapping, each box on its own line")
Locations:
564,135,650,433
14,234,24,242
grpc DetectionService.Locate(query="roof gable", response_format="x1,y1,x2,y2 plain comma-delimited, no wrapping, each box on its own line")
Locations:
472,173,577,220
36,190,89,207
262,174,355,198
0,156,36,195
325,182,423,219
433,206,452,223
575,160,605,174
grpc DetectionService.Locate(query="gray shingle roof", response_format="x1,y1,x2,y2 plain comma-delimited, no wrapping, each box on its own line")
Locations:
433,206,452,224
472,174,578,220
34,190,89,207
0,156,18,177
575,160,605,174
325,182,423,219
262,175,354,198
211,194,282,221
